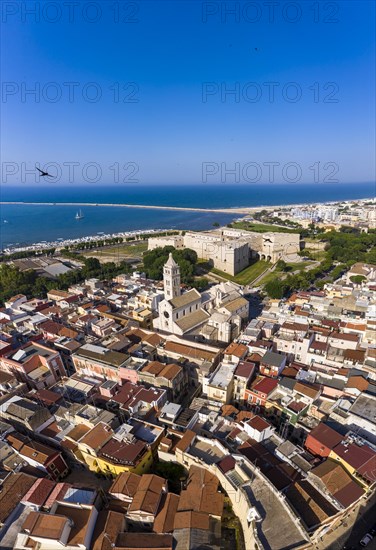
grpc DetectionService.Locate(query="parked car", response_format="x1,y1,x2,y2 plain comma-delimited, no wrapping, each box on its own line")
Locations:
360,534,373,547
370,525,376,537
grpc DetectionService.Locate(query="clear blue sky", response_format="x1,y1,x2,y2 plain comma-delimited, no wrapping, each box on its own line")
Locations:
1,0,375,184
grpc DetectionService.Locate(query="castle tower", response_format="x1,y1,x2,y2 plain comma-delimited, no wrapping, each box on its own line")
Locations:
163,253,181,301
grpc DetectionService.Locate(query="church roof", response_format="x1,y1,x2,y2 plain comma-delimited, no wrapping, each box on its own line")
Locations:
221,296,248,312
170,289,201,309
175,309,210,333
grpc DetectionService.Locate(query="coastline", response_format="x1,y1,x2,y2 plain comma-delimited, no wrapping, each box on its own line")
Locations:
1,196,374,254
1,228,174,254
0,195,374,215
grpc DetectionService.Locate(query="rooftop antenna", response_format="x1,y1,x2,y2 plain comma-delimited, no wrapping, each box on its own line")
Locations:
103,533,115,548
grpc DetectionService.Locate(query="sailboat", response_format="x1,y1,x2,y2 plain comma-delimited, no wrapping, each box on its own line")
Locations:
75,209,84,220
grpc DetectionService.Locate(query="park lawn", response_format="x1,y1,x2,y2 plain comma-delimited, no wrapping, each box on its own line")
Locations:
92,242,148,256
258,270,280,286
231,222,300,234
211,260,270,285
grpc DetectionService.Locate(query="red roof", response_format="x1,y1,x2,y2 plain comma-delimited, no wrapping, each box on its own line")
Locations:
333,441,376,483
28,389,61,406
330,332,359,342
288,401,306,413
218,455,236,474
246,415,271,432
333,481,364,508
99,438,146,466
307,423,344,449
251,377,278,395
22,478,56,506
235,361,256,379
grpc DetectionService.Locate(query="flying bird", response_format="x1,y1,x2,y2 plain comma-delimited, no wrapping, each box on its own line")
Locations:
36,166,53,178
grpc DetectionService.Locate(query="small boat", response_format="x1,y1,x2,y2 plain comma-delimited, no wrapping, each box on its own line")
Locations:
3,220,8,224
75,209,84,220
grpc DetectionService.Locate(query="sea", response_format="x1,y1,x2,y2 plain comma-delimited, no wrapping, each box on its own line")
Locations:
0,182,374,249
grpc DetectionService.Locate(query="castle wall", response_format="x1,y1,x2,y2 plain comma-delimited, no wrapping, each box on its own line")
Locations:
148,235,184,250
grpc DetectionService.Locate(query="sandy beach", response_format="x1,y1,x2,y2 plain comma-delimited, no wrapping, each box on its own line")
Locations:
0,200,267,214
1,197,371,215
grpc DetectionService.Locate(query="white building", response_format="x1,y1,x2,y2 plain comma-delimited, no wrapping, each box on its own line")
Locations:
242,415,274,442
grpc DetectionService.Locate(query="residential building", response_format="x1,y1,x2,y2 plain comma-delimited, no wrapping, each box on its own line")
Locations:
72,343,129,383
305,423,344,458
6,432,69,480
0,342,66,389
138,361,187,400
242,415,274,442
259,351,287,377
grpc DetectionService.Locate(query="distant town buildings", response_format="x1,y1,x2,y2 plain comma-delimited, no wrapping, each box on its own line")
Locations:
274,198,376,231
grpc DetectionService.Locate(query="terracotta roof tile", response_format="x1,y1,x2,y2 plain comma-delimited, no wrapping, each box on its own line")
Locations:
109,472,141,499
153,493,180,534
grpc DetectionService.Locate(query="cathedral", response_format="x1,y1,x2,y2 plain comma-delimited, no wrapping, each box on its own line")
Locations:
153,253,249,343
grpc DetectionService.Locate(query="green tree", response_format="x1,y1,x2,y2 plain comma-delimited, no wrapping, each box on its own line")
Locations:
82,257,101,277
265,278,287,299
276,259,288,272
350,275,366,284
191,277,209,291
154,462,187,493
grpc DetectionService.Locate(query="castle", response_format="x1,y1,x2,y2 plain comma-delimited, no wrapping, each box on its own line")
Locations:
148,228,301,275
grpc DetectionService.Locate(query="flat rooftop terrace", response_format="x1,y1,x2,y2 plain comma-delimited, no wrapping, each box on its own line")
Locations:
209,363,236,389
189,439,226,465
243,477,308,550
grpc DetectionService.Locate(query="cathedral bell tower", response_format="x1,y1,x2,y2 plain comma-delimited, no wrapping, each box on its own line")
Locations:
163,253,181,301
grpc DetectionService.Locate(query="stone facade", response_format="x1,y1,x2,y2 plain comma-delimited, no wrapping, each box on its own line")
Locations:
183,231,250,275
